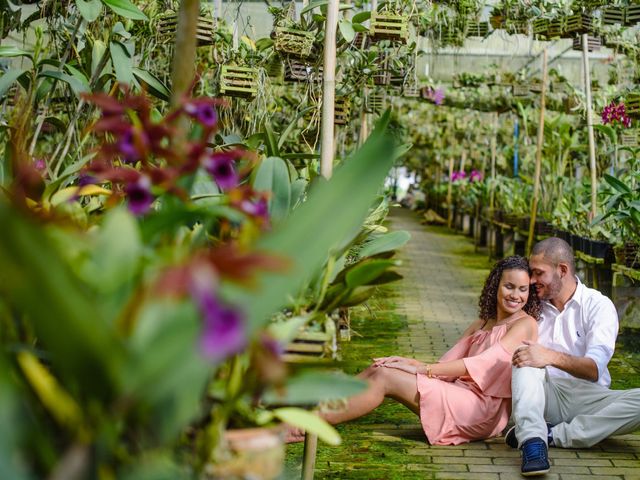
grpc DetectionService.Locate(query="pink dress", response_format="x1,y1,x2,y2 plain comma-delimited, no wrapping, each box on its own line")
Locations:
416,312,531,445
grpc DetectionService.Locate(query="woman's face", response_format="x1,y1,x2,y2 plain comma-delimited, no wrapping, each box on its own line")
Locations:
496,268,531,320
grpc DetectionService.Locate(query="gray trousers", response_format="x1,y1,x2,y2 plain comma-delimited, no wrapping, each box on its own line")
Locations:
511,366,640,448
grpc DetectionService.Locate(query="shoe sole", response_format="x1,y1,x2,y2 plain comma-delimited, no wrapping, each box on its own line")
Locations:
521,468,550,476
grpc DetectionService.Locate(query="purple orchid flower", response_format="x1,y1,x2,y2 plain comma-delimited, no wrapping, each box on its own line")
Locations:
240,196,269,220
184,100,218,128
190,268,246,361
203,152,239,191
117,129,141,163
469,170,483,182
125,175,154,216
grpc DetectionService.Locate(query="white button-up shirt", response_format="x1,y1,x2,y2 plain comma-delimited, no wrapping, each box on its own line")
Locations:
537,277,619,387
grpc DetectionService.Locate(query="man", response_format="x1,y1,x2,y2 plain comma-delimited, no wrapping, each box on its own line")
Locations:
507,237,640,476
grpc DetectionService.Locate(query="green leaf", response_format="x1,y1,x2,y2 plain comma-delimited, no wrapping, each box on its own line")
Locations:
345,259,398,288
0,355,29,480
272,407,341,445
603,174,631,194
593,124,617,144
133,68,171,101
38,70,88,96
278,106,315,149
237,115,395,330
264,124,280,157
85,207,142,302
338,19,355,43
358,230,410,258
102,0,148,20
64,64,90,90
352,11,371,23
92,40,108,79
76,0,102,22
339,285,378,307
109,40,135,85
0,200,125,399
301,0,328,15
0,46,33,60
252,156,291,224
263,371,366,405
0,69,27,98
290,178,307,210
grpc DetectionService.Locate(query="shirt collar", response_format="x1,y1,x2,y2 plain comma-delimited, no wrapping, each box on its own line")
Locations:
541,276,584,312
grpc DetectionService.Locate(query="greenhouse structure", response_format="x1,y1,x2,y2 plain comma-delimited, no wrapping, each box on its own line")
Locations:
1,0,640,478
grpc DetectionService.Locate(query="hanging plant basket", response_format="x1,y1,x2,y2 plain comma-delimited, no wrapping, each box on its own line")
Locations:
529,80,544,93
626,92,640,117
372,53,391,86
334,96,351,125
572,35,601,51
283,60,322,82
546,19,564,38
219,66,259,99
533,18,549,39
505,20,528,35
403,83,420,98
512,83,531,97
565,13,594,35
157,13,216,46
352,32,372,50
602,7,625,25
620,129,639,147
265,56,284,80
365,92,385,113
272,26,315,59
370,12,409,43
626,5,640,25
466,21,489,38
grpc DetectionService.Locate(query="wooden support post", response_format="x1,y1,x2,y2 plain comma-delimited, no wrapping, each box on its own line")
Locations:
301,433,318,480
170,0,200,108
320,0,339,179
527,49,548,255
582,33,598,220
446,156,454,228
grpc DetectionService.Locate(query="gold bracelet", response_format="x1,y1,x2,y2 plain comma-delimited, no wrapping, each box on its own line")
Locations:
425,364,433,378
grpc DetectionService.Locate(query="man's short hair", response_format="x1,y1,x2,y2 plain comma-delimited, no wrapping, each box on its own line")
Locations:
531,237,575,274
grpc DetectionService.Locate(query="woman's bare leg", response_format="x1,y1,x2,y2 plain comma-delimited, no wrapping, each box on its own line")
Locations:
322,365,420,424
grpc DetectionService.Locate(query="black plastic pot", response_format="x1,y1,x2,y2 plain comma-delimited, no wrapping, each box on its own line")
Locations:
589,240,612,260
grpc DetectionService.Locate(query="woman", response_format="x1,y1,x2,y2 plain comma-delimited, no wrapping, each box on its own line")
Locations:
294,255,541,445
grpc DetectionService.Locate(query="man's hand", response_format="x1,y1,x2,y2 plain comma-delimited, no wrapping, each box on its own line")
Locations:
512,340,557,368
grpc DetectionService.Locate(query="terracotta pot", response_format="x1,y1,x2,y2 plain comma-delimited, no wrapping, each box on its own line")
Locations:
206,427,285,480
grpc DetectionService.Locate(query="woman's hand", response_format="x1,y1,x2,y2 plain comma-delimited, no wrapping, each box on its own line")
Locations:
379,359,424,375
373,356,421,367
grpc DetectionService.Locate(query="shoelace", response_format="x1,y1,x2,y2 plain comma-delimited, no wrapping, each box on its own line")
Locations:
523,441,546,462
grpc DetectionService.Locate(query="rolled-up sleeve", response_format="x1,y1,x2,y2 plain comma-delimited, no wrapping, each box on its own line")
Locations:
462,341,512,398
584,295,618,381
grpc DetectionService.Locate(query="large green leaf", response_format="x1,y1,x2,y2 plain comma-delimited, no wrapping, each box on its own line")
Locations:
38,70,88,96
263,371,366,405
345,259,398,288
102,0,147,20
338,19,355,42
358,230,411,258
125,301,210,441
109,40,135,86
252,156,291,224
76,0,102,21
0,69,27,98
133,68,171,101
603,173,631,194
0,201,125,399
0,46,33,60
0,355,29,480
272,407,341,445
235,113,395,330
351,11,371,23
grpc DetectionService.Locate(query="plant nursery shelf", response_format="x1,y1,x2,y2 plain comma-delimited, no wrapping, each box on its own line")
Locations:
575,250,605,265
612,263,640,284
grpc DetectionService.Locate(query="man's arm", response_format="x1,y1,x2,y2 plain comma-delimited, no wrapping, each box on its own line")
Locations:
511,340,599,382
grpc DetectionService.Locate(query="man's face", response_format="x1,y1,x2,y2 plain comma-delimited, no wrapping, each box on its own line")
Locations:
529,253,563,301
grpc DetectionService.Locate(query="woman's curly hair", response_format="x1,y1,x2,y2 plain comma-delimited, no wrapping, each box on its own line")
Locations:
478,255,542,322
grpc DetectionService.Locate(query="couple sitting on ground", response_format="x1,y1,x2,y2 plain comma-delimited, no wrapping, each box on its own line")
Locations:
291,238,640,477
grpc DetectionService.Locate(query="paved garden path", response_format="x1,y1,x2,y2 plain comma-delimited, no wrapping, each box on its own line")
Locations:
286,207,640,480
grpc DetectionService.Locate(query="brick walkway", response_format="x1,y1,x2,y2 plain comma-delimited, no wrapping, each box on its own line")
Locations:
305,207,640,480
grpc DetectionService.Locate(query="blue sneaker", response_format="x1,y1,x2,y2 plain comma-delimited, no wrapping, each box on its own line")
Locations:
520,437,550,476
505,423,554,449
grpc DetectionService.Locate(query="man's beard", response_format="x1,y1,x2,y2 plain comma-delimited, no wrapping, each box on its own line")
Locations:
541,273,563,300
